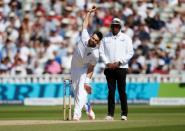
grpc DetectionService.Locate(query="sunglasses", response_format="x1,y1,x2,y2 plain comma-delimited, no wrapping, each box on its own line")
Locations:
111,24,121,28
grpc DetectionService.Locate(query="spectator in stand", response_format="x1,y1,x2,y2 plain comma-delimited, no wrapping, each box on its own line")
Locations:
44,58,63,74
34,2,46,16
129,55,142,74
137,24,150,42
0,56,11,75
11,56,27,76
1,37,17,63
0,0,184,76
145,13,165,30
152,59,168,74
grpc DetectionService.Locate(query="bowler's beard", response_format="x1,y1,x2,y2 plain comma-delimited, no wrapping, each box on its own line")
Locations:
88,40,96,47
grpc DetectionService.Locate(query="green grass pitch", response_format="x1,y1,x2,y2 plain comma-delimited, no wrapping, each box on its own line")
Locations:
0,105,185,131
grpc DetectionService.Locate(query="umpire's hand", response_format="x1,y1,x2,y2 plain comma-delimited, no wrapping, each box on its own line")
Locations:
106,63,115,69
106,62,120,69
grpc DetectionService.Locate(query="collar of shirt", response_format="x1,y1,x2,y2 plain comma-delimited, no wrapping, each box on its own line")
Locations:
87,44,99,50
110,31,122,39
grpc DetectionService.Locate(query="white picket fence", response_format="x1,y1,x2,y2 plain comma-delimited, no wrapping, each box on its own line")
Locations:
0,74,184,84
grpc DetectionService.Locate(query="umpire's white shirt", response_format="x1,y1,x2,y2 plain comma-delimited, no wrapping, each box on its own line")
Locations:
99,31,134,68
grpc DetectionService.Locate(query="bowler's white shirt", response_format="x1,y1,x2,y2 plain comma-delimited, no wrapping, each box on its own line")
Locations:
70,29,99,119
99,31,134,68
71,29,99,69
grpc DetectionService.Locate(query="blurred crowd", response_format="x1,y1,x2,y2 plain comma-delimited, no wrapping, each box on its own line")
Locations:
0,0,185,76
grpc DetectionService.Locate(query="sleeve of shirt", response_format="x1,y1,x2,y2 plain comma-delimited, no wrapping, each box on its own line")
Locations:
80,29,90,44
120,37,134,65
99,39,109,64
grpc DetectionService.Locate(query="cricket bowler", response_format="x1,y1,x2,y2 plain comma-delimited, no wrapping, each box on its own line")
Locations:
70,6,103,121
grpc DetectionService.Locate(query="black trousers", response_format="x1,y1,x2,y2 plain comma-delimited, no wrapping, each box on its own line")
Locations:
104,68,128,117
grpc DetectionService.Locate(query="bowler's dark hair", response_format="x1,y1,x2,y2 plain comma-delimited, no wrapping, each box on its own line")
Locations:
93,31,103,41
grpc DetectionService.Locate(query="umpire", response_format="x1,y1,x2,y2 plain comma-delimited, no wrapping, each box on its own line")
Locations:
99,18,134,120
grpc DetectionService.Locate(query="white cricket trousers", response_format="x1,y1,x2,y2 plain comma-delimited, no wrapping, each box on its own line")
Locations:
71,67,88,119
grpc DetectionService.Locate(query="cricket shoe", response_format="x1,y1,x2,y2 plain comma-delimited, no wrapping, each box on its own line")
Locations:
105,115,114,120
85,103,95,120
72,116,80,121
121,115,127,121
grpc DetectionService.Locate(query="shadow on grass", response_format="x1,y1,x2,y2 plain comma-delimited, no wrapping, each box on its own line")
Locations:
82,125,185,131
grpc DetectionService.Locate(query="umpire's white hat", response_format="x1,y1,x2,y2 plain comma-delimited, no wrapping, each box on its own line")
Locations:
111,18,122,25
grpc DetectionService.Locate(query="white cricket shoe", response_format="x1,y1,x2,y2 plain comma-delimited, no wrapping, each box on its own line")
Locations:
73,116,80,121
85,103,95,120
105,115,114,120
121,115,127,121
